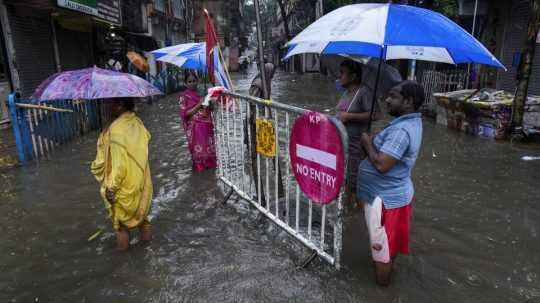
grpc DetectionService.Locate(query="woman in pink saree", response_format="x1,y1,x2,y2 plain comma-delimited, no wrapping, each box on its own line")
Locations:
179,72,217,172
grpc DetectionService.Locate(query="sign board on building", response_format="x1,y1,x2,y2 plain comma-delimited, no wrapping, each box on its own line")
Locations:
289,112,346,204
57,0,98,16
97,0,121,25
57,0,121,25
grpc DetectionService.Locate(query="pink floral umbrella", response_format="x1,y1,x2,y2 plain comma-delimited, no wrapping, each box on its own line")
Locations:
31,66,163,101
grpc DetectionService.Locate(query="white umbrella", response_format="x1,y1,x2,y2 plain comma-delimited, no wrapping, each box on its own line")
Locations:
284,3,505,129
284,4,503,68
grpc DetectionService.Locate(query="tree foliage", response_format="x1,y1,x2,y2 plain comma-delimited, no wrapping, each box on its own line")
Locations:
323,0,458,19
430,0,459,19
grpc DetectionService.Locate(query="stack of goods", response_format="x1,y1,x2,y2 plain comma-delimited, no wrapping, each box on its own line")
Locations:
433,89,513,140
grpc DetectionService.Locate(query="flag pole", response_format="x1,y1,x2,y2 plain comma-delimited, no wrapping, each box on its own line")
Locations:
204,8,235,92
199,53,207,91
217,47,236,92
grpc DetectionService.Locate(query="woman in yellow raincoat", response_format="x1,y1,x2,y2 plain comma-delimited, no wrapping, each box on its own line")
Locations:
91,99,153,251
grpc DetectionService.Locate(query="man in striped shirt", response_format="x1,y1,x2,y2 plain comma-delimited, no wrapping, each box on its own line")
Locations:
358,80,424,286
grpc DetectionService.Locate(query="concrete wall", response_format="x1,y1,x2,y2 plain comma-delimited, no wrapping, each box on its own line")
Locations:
0,81,9,124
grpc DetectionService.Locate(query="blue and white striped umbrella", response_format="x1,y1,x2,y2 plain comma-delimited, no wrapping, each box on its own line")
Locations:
151,42,231,89
284,3,504,69
152,42,207,71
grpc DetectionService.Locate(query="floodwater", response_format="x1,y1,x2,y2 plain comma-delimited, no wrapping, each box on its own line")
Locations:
1,65,540,302
0,127,17,169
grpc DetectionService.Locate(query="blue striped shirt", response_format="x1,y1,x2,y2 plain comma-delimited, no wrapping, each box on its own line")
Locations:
357,113,423,209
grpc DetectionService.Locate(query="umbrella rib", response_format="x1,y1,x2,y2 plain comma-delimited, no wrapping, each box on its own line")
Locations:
445,48,458,66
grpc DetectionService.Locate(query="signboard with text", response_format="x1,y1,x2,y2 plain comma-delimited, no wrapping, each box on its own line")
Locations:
97,0,121,25
57,0,98,16
289,112,345,204
57,0,121,25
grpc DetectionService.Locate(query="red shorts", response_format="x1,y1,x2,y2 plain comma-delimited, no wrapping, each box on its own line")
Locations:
382,202,413,258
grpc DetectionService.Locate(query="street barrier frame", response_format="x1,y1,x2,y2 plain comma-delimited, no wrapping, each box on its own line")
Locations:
213,91,348,269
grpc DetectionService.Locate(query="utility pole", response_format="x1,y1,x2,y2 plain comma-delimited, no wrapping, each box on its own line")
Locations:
0,0,20,92
511,0,540,130
165,0,172,46
465,0,479,88
254,0,268,99
316,0,324,19
184,0,191,42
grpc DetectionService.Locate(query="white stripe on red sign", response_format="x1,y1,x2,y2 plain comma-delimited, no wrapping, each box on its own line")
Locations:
296,144,337,170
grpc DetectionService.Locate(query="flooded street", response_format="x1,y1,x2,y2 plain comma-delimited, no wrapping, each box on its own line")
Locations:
2,66,540,302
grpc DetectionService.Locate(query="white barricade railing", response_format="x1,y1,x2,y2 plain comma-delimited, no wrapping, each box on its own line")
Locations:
213,92,347,269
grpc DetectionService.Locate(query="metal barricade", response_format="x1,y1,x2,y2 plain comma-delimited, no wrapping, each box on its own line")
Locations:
214,92,346,269
421,69,467,109
8,93,105,162
146,68,183,94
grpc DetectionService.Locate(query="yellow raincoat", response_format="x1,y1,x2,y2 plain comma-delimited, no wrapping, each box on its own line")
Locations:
91,112,153,230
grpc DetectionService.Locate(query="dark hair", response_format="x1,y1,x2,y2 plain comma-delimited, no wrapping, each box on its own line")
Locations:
340,59,363,83
111,98,135,111
184,71,199,83
118,98,135,111
399,81,425,110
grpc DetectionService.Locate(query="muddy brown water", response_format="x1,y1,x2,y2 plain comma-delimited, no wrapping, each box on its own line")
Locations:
1,66,539,302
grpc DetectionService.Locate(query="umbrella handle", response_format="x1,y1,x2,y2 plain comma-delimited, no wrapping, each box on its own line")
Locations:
367,49,384,132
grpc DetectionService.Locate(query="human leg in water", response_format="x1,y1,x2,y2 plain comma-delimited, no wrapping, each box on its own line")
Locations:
115,227,130,251
139,219,152,242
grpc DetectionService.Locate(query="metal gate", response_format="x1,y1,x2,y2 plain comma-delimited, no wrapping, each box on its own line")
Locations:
7,93,106,162
214,92,347,269
421,69,467,110
7,5,57,98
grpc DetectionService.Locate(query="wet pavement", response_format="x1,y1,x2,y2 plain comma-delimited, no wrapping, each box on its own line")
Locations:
0,127,17,169
1,65,540,302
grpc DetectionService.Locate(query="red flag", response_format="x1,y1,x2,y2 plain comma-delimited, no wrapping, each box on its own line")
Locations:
204,9,218,83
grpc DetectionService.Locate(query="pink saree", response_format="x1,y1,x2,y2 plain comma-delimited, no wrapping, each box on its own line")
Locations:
179,89,217,172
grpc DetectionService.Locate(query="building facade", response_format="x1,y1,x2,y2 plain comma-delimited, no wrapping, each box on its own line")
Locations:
490,0,540,95
270,0,318,72
0,0,194,125
191,0,247,72
0,0,124,100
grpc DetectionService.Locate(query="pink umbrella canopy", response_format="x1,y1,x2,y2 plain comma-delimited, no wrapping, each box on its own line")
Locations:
31,66,163,101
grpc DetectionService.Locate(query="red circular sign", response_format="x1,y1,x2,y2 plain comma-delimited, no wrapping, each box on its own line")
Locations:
289,112,345,204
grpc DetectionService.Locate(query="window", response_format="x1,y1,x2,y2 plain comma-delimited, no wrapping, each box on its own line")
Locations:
172,0,184,20
154,0,166,12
